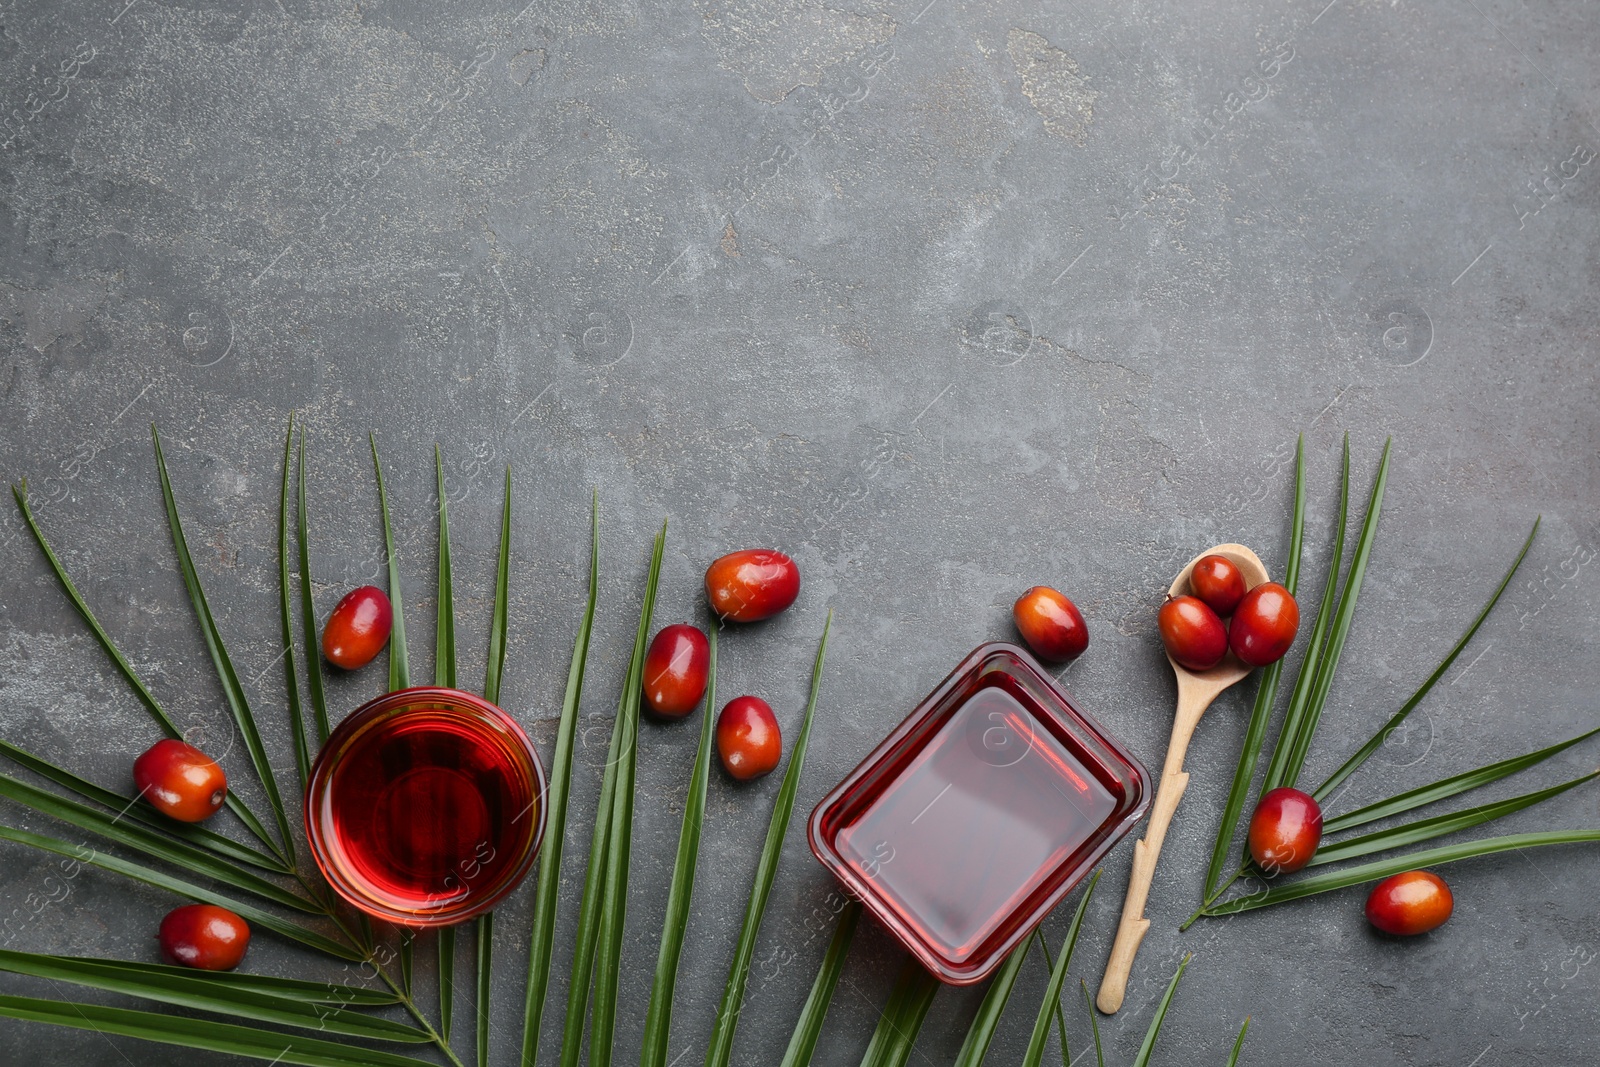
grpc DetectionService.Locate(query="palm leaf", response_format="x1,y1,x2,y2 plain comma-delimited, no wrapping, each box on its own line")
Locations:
279,413,312,789
296,430,331,742
151,426,296,863
478,465,513,1065
952,936,1030,1067
1258,435,1351,797
0,737,286,873
1225,1017,1250,1066
1202,829,1600,916
434,446,459,1042
0,994,436,1067
0,949,429,1043
1312,517,1540,803
1323,724,1600,835
369,435,410,692
640,625,719,1067
521,492,600,1067
1129,954,1190,1067
1205,435,1304,898
1079,982,1103,1067
0,824,361,960
1021,871,1099,1067
704,611,833,1067
485,466,512,705
591,521,668,1067
1028,930,1073,1065
0,772,316,913
48,955,397,1005
779,898,862,1067
557,524,666,1067
1279,438,1391,788
1308,772,1600,867
10,481,279,855
856,957,939,1067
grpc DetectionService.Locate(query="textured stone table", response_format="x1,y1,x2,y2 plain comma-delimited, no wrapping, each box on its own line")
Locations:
2,0,1596,1064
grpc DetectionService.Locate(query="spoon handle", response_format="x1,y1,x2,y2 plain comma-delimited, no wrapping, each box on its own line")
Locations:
1095,685,1212,1014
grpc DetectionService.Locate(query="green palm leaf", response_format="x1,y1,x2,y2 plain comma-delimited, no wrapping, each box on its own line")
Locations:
591,521,668,1067
1205,435,1304,898
1129,954,1190,1067
0,949,428,1043
1258,435,1351,798
10,481,280,856
478,464,512,1066
296,430,331,742
779,898,862,1067
151,426,296,864
857,957,939,1067
1225,1017,1250,1066
369,435,410,692
1312,517,1540,803
953,937,1030,1067
434,446,459,1042
0,824,360,961
704,611,833,1067
1202,830,1600,917
1079,981,1103,1067
1021,871,1099,1067
558,524,666,1067
521,492,600,1067
1308,772,1600,867
0,994,436,1067
0,772,316,913
0,737,286,873
640,625,719,1067
279,413,313,789
48,955,396,1005
1322,724,1600,835
1279,437,1391,787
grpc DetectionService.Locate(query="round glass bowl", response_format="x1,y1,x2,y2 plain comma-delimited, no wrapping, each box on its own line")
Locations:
305,687,546,927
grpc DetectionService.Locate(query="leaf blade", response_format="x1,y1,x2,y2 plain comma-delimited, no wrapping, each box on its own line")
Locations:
1280,437,1391,788
952,936,1030,1067
1206,435,1304,898
0,824,361,961
0,994,437,1067
1309,772,1600,868
703,611,833,1067
1129,954,1190,1067
151,426,295,862
591,521,668,1067
279,413,312,790
1323,724,1600,834
369,434,409,692
0,949,429,1044
1021,871,1099,1067
1312,517,1540,803
485,466,512,706
10,481,278,854
0,738,287,873
297,430,331,742
856,957,939,1067
1225,1017,1250,1067
640,624,719,1067
1259,433,1351,798
779,899,862,1067
522,492,600,1067
1203,830,1600,917
0,772,318,914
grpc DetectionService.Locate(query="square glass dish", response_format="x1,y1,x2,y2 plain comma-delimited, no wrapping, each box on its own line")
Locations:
808,642,1149,984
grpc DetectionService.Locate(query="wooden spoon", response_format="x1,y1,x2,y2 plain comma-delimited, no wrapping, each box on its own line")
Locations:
1095,543,1269,1015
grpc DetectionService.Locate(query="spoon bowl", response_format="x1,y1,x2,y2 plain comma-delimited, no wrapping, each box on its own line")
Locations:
1096,543,1269,1014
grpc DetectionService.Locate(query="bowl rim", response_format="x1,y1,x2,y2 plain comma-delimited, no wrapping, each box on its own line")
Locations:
304,685,548,927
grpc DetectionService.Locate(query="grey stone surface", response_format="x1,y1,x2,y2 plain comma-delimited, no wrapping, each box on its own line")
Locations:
1,0,1597,1063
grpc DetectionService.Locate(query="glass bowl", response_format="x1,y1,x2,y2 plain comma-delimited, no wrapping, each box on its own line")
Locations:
305,687,546,927
808,642,1149,984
